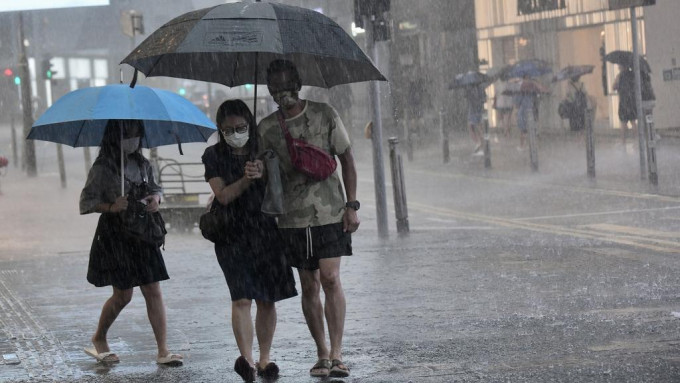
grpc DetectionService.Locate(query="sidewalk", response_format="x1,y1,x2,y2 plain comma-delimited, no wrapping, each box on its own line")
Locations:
2,123,680,382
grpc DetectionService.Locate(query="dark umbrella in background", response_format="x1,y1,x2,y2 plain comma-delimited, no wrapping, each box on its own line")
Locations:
121,1,386,118
604,50,652,73
448,71,490,89
552,65,594,82
504,59,553,79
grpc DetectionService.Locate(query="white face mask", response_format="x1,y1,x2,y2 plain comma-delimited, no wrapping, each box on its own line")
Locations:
121,137,140,154
222,130,249,148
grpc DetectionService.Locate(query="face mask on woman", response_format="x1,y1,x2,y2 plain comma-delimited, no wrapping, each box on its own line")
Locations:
121,137,140,154
222,129,249,148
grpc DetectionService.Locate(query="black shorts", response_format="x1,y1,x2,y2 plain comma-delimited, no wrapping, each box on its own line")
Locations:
279,222,352,270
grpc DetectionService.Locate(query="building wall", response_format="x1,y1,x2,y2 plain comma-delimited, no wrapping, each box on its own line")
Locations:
644,0,680,130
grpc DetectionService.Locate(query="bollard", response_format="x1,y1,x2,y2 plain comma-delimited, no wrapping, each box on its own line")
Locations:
439,110,449,163
11,114,18,168
483,114,491,169
388,137,409,234
585,107,595,179
528,107,539,172
644,107,658,186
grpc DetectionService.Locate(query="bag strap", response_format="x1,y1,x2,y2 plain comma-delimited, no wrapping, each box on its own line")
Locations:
276,109,297,157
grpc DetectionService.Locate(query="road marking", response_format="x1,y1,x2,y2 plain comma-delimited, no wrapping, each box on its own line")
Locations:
515,205,680,221
411,169,680,203
582,223,680,239
409,202,680,254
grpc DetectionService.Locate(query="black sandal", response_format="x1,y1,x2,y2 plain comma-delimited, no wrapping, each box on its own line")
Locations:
309,358,331,377
234,356,256,382
330,359,350,378
256,361,280,379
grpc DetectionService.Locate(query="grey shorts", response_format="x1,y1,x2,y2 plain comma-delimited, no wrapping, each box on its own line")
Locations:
279,222,352,270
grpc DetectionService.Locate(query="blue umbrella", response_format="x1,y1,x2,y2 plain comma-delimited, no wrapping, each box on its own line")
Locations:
29,84,216,148
449,71,490,89
505,59,553,79
552,65,594,82
29,84,216,195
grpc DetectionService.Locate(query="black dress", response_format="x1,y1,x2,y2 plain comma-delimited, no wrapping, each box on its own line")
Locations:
80,155,169,290
202,144,297,302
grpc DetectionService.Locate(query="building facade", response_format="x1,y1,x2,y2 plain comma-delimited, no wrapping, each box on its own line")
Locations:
474,0,680,132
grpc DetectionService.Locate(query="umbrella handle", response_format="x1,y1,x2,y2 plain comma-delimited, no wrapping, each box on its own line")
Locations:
120,127,124,197
129,69,138,88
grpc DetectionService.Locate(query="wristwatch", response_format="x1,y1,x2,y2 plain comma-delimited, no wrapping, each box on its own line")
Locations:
345,200,360,211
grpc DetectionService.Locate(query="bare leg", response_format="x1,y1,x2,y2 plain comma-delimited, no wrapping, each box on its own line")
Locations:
298,269,329,360
318,257,346,362
139,282,171,359
231,299,255,365
469,123,481,149
92,287,133,353
255,300,276,366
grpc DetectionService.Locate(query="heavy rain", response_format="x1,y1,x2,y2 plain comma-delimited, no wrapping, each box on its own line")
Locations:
1,0,680,382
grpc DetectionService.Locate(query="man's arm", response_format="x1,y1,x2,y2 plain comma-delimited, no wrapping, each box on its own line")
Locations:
338,147,360,233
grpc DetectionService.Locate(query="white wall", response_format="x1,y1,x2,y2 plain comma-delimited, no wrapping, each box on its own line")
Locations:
644,0,680,130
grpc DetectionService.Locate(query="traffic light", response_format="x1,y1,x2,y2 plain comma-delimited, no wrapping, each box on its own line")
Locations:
3,67,13,77
41,58,57,80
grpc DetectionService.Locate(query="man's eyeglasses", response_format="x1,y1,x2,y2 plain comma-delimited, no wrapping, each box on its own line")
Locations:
220,123,249,136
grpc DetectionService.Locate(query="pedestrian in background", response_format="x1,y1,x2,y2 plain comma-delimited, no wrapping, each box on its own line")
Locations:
201,99,297,382
493,79,515,138
613,64,656,144
464,83,487,155
258,59,359,378
79,120,182,366
565,75,589,134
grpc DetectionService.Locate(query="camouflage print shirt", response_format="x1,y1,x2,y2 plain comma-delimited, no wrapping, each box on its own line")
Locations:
257,100,351,229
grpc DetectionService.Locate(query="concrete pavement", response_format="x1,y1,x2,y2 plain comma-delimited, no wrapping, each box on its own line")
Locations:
2,125,680,382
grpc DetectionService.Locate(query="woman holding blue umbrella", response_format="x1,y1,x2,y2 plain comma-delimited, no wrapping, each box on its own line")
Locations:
79,120,183,366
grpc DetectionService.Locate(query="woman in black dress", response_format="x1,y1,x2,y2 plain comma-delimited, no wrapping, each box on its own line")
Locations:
80,120,182,366
202,100,297,381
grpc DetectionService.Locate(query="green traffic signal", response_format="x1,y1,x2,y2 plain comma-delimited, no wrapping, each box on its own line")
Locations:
14,76,20,85
46,70,52,79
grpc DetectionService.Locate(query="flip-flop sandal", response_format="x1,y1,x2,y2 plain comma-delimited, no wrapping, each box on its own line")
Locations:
309,358,331,377
234,356,256,382
330,359,350,378
256,362,280,379
83,347,120,364
156,353,183,366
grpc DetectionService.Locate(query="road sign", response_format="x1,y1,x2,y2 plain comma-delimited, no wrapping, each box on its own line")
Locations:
608,0,655,11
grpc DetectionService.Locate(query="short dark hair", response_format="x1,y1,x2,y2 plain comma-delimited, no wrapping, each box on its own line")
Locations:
266,59,301,89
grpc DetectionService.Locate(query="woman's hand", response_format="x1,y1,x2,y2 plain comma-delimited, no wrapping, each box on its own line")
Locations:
110,196,128,213
245,160,263,180
144,195,160,213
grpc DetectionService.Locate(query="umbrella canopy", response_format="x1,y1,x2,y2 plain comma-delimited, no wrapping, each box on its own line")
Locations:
121,2,386,88
449,71,490,89
502,79,549,95
29,84,216,148
505,59,553,79
604,50,652,73
552,65,594,82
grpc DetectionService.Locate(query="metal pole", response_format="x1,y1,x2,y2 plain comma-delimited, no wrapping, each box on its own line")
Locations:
528,97,539,172
17,12,37,177
11,114,18,167
388,137,409,234
645,107,658,186
483,114,491,169
366,15,389,238
585,106,596,178
440,110,449,163
45,79,67,188
631,7,647,180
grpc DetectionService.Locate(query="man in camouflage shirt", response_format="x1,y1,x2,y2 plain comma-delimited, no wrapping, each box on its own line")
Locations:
257,59,359,378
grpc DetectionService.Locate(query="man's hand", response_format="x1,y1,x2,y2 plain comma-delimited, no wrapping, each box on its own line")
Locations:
343,208,360,233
